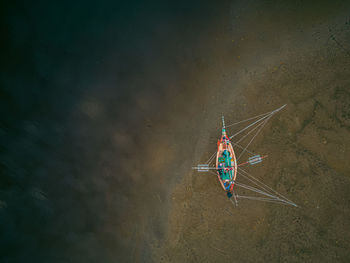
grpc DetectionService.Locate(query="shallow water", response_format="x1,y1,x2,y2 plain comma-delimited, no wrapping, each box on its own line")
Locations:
1,1,350,262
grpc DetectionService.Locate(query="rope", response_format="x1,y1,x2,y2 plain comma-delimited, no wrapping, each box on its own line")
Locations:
234,115,269,145
204,166,298,207
229,198,237,207
229,112,273,140
238,168,297,206
229,104,286,140
236,170,275,197
236,195,295,206
238,167,296,205
206,151,217,164
237,114,272,161
235,182,279,200
225,110,274,128
235,183,296,206
230,141,255,156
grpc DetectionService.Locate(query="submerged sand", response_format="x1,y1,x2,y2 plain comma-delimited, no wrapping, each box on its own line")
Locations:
148,2,350,262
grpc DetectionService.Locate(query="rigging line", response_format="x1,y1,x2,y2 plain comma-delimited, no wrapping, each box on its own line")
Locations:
232,190,238,206
235,182,281,201
238,168,289,202
237,114,272,161
238,167,296,205
236,183,277,200
208,151,217,165
229,198,237,207
236,195,283,202
237,195,296,207
238,167,297,206
208,169,277,201
229,111,274,140
236,195,296,206
192,167,218,170
208,170,218,176
237,169,281,198
206,151,217,164
236,170,276,197
231,141,255,156
237,190,296,207
207,170,296,206
229,104,286,140
202,172,296,206
225,110,274,128
234,113,270,145
235,182,280,200
207,154,216,165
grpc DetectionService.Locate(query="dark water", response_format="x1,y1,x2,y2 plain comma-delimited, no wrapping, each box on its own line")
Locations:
0,1,221,262
1,1,350,262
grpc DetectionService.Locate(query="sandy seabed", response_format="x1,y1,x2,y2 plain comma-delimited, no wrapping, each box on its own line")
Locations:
146,2,350,262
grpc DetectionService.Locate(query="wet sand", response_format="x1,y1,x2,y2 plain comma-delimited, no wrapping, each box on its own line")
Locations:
1,1,350,262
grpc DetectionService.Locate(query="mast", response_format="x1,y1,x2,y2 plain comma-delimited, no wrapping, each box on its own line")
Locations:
222,116,226,136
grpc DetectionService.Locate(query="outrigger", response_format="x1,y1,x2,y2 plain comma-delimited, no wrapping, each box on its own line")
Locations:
193,105,297,207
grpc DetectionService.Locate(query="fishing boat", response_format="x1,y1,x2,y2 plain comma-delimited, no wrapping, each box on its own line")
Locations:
215,117,237,196
193,105,297,207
